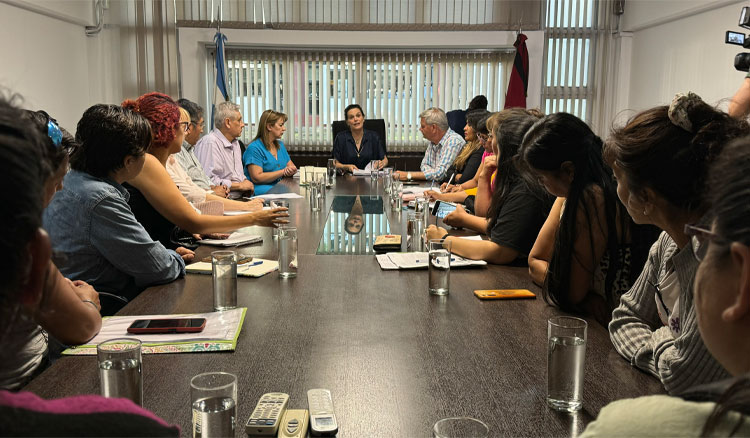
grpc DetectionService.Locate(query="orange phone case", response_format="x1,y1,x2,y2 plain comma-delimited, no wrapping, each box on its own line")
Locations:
473,289,536,300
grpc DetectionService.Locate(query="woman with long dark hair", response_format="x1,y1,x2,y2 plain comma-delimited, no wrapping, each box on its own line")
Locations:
579,137,750,437
425,109,552,264
520,113,655,325
332,104,387,172
605,93,748,394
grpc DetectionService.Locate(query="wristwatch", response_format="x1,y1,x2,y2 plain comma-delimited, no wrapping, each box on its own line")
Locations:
406,172,413,181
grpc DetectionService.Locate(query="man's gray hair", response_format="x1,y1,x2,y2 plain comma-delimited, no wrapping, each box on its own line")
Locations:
419,107,448,131
213,101,240,128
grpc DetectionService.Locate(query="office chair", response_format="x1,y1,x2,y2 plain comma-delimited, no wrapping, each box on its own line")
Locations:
330,119,387,155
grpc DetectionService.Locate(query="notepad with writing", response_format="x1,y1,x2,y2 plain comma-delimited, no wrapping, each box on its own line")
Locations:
375,252,487,270
186,258,278,277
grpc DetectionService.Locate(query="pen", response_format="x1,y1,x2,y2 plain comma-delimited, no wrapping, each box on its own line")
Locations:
445,172,455,189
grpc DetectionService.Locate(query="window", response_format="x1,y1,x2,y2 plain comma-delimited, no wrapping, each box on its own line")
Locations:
542,0,597,122
220,48,512,152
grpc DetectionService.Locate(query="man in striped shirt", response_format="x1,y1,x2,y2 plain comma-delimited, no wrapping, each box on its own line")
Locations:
395,107,465,183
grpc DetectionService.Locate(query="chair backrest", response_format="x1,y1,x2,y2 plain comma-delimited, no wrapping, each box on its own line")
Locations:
331,119,387,155
446,109,466,136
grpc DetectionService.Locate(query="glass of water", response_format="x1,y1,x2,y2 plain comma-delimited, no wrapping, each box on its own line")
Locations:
98,338,143,406
390,181,403,211
428,239,451,295
383,168,393,194
211,250,237,311
433,417,489,438
547,316,587,412
278,226,298,278
407,213,424,252
327,158,335,187
191,372,237,438
309,181,321,211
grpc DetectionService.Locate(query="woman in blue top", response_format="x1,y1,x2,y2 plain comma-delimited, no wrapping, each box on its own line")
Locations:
243,109,297,195
332,104,387,172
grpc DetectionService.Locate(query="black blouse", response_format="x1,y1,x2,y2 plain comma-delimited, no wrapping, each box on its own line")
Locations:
332,129,385,170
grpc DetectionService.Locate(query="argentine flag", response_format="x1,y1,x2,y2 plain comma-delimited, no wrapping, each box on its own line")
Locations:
211,31,229,130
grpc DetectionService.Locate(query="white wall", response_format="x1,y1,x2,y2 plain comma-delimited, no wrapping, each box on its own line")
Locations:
622,0,748,112
177,27,544,114
0,0,123,131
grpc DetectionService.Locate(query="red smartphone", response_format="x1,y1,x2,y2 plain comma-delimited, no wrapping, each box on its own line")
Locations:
126,318,206,334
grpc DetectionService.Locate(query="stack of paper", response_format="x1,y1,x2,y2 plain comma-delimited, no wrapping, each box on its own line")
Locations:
187,258,279,277
198,232,262,246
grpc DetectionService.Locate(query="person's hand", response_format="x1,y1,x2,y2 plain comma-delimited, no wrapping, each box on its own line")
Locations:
175,246,195,262
211,185,228,198
250,207,290,228
344,164,358,173
449,185,463,193
442,204,468,228
440,182,452,192
69,279,100,308
283,165,297,177
238,180,255,192
376,160,385,170
480,155,497,179
424,190,443,201
242,198,264,211
425,225,448,242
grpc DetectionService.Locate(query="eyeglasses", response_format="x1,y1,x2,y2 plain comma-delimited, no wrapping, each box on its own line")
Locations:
684,223,724,262
478,133,489,142
178,121,190,133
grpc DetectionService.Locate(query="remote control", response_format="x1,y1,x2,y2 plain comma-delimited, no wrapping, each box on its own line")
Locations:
245,392,289,436
307,389,338,436
277,409,309,438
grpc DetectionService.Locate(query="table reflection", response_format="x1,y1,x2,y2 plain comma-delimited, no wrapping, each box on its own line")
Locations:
316,195,391,255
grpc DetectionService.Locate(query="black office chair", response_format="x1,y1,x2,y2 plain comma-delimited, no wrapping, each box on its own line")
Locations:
446,109,466,136
331,119,387,156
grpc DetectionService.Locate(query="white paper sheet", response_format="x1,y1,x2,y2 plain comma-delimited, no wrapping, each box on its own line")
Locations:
198,232,262,246
249,192,303,200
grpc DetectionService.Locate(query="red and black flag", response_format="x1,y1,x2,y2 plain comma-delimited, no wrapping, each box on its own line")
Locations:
504,33,529,109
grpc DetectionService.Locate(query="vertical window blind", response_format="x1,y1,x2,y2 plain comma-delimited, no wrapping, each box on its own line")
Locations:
317,212,390,255
542,0,597,122
223,48,512,152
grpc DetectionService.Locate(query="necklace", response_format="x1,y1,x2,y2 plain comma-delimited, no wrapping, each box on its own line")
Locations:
353,133,364,157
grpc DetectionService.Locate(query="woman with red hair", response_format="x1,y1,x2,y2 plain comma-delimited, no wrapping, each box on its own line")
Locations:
122,92,288,250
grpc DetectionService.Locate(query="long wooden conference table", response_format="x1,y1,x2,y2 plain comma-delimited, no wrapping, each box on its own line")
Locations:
26,176,664,437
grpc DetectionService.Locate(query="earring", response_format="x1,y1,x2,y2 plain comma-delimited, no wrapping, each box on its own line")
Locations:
643,209,648,216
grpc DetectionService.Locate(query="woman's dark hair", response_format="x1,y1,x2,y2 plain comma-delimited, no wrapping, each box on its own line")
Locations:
467,95,488,111
466,110,490,132
707,136,750,256
24,110,76,178
476,113,491,136
605,96,749,213
344,104,365,120
0,96,46,316
486,109,542,232
177,98,204,125
520,112,640,311
70,104,152,178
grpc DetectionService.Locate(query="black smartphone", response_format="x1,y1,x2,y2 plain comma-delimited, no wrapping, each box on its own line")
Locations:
431,201,458,219
126,318,206,334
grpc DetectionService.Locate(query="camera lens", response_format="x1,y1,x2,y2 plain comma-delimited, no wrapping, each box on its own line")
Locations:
735,53,750,72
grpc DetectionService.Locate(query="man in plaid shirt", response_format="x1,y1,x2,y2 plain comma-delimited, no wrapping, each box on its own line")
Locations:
395,107,465,183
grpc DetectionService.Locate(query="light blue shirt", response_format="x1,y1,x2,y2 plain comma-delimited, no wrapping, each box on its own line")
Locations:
420,128,465,181
242,138,291,195
43,170,185,301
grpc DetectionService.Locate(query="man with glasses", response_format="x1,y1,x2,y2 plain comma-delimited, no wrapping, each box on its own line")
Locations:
195,101,254,198
175,99,227,198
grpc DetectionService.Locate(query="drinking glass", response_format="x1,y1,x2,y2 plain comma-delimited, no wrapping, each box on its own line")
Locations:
278,226,298,278
428,239,451,295
383,168,393,194
390,181,403,211
191,372,237,438
416,195,430,229
309,182,321,211
211,250,237,311
547,316,587,412
98,338,143,406
326,158,335,187
433,417,489,438
407,213,425,252
270,200,290,238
